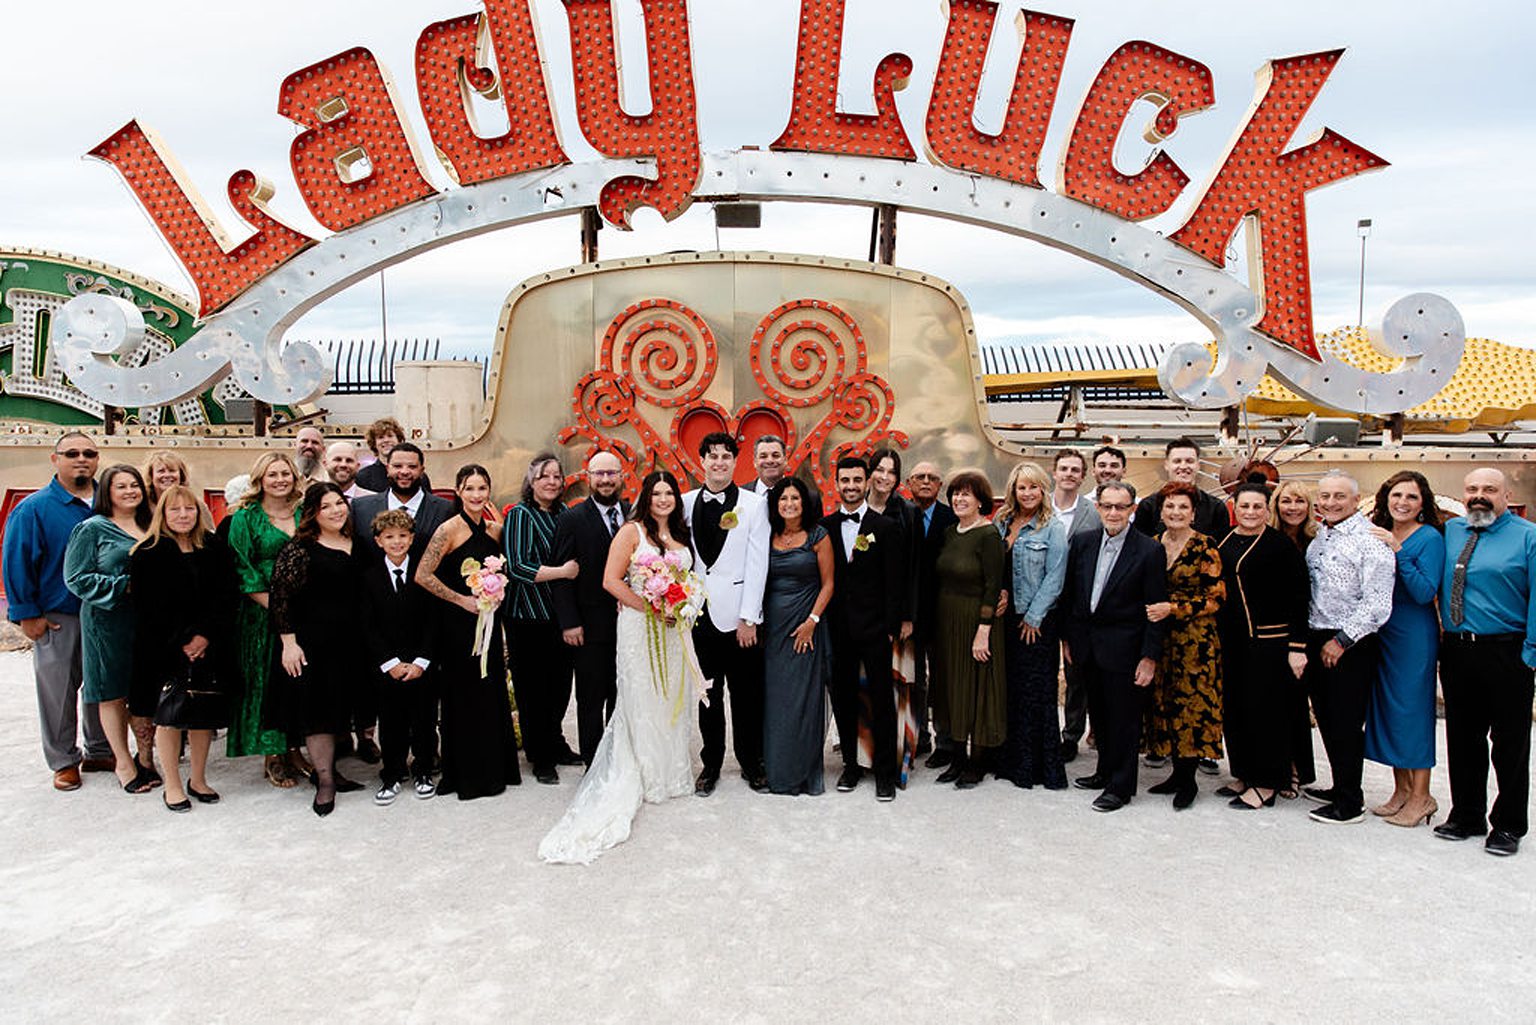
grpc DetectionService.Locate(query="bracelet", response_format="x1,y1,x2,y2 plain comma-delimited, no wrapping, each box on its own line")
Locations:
808,612,820,623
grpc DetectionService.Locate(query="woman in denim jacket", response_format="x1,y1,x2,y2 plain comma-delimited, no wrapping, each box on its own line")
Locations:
994,462,1069,788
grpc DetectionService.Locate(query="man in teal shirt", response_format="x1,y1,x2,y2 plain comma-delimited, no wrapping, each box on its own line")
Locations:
1435,467,1536,857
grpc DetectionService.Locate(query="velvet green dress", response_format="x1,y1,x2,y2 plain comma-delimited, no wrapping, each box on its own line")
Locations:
62,517,139,705
933,523,1008,749
225,502,299,757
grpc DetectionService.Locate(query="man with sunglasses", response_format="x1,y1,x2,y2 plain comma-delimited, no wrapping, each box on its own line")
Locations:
3,432,113,791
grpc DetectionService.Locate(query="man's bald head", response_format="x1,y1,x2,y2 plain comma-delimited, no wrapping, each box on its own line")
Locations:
324,441,360,489
1464,466,1509,525
587,450,623,501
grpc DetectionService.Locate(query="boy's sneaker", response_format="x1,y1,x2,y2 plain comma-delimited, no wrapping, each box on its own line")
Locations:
375,781,402,806
414,776,437,800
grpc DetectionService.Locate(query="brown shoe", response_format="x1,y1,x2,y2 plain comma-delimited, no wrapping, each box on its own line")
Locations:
53,765,83,791
80,757,116,773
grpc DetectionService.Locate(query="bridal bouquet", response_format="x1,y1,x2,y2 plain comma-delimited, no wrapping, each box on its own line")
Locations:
461,555,508,679
630,549,708,722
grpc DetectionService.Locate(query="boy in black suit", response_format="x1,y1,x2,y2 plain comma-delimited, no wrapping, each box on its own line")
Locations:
825,456,906,802
363,510,439,804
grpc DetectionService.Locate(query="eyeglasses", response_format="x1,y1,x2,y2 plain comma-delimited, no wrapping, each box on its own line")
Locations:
56,449,99,459
910,473,941,483
589,469,621,479
1097,501,1134,511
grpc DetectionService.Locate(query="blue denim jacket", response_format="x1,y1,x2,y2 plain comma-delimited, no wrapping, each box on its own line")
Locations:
995,513,1068,628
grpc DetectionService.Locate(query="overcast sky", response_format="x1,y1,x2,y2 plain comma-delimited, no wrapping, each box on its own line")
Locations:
2,0,1532,360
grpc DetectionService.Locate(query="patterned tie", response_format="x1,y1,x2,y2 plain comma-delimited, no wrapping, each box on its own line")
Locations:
393,568,406,593
606,505,620,536
1448,527,1482,626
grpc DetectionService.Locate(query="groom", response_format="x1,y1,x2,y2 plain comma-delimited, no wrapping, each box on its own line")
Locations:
681,432,770,796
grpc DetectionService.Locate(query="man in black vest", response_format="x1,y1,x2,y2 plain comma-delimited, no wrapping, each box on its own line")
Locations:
547,451,630,766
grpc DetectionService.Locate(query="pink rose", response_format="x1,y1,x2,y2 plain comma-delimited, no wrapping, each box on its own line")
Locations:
482,555,505,574
479,573,505,599
644,575,669,597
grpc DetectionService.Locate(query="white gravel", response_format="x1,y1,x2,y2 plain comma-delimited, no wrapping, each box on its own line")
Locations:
0,649,1531,1023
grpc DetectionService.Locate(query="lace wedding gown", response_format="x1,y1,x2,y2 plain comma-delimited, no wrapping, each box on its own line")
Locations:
539,543,696,864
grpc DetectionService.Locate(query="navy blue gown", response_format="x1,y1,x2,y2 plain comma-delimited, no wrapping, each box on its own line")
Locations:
1364,525,1443,769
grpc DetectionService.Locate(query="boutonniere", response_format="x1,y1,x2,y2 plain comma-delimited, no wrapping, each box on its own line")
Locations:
853,532,875,552
719,510,740,530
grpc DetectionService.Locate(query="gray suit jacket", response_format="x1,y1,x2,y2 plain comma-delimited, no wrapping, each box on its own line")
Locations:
1057,493,1102,539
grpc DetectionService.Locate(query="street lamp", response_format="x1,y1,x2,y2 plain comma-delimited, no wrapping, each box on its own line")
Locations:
1356,218,1372,328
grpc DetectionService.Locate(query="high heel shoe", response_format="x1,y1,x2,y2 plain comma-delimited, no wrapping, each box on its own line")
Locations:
1385,796,1437,828
1372,793,1409,817
1229,789,1276,810
312,795,335,817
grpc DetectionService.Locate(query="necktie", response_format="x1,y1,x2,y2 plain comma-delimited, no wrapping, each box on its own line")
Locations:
1449,527,1482,626
393,568,406,593
605,505,620,536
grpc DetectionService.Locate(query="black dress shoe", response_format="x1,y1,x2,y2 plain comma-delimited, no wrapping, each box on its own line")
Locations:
534,767,559,785
924,749,953,770
1485,830,1520,856
556,747,586,767
875,780,895,802
836,767,862,792
1072,773,1105,790
746,772,770,793
1091,793,1126,812
694,770,719,797
1433,820,1486,842
955,766,984,790
1059,740,1078,763
1172,784,1197,810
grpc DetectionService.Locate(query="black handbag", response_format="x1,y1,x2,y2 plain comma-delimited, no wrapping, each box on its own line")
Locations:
154,657,229,730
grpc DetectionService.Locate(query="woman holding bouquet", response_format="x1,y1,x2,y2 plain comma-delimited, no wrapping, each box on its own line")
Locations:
540,470,702,864
416,464,521,799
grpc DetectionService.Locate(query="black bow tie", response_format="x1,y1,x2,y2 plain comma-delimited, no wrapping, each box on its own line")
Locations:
834,511,859,524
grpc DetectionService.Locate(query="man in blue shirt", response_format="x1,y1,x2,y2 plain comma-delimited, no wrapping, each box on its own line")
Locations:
2,432,110,791
1434,467,1536,857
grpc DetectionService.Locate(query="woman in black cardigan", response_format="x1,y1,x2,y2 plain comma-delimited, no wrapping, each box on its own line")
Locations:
130,485,237,813
1216,483,1311,809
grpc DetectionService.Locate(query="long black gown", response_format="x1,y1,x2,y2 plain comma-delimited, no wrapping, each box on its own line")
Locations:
435,513,521,799
269,539,365,736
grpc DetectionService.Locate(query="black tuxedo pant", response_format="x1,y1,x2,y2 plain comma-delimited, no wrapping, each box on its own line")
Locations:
377,671,438,784
1085,661,1148,801
831,631,897,784
568,625,618,766
1441,635,1534,837
1061,656,1090,746
508,619,575,772
694,621,765,777
1306,630,1377,816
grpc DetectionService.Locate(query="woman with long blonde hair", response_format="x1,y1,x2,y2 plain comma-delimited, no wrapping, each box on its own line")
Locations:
1267,478,1318,795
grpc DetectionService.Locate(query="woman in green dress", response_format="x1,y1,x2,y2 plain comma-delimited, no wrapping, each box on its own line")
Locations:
225,451,303,785
1143,482,1226,810
64,465,153,792
932,470,1007,789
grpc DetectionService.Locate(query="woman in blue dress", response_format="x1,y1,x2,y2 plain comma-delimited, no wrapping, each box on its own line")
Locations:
1364,470,1445,828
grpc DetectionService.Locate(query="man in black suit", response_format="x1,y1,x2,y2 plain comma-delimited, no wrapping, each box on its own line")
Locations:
907,460,958,763
351,443,453,558
743,434,822,522
1061,481,1169,812
547,450,629,766
825,456,906,802
1132,436,1230,538
361,509,439,804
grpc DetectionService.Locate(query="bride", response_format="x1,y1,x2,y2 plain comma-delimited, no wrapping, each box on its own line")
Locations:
539,470,703,864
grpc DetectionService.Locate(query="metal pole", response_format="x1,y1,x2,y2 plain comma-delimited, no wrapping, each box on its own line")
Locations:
1357,234,1366,328
379,270,389,347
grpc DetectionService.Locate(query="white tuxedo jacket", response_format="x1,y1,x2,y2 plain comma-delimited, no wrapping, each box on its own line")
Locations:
681,486,769,632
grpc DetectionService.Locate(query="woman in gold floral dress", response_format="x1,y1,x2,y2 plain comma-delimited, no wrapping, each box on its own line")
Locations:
1144,482,1226,810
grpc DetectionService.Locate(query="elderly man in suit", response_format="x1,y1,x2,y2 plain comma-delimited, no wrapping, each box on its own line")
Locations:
1051,448,1101,763
351,443,452,557
681,432,769,796
1061,480,1169,811
547,450,631,766
909,461,959,764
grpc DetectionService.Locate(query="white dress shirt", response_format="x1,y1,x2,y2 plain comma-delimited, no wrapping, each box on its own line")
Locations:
378,554,432,674
839,502,867,561
387,489,426,517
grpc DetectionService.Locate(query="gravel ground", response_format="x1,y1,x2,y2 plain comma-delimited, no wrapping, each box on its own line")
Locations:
0,648,1531,1023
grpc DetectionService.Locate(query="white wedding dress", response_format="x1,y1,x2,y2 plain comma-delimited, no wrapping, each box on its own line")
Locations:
539,542,696,865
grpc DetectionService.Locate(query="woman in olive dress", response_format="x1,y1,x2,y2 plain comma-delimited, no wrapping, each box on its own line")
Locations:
416,464,521,799
932,470,1006,789
761,477,835,795
225,452,304,786
1144,482,1226,810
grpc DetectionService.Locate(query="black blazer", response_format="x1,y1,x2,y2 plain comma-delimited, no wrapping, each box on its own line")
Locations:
1060,526,1169,674
129,534,238,698
548,498,629,642
1133,489,1231,539
350,491,454,558
359,552,438,672
826,507,906,643
911,500,959,640
356,461,431,495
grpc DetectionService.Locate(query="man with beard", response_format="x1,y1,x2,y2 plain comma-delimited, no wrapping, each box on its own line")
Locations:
292,426,329,485
1435,468,1536,857
324,441,376,500
547,451,630,765
1302,472,1395,825
350,443,452,558
2,432,114,789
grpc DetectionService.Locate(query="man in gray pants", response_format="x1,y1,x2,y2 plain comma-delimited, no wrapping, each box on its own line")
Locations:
2,433,111,790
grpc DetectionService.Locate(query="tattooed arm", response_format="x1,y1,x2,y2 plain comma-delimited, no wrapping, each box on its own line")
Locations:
414,519,479,614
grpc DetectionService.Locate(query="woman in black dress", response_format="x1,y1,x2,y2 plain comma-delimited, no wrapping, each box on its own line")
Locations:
1218,482,1310,810
416,464,521,799
271,483,367,816
1269,479,1319,794
130,485,235,812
